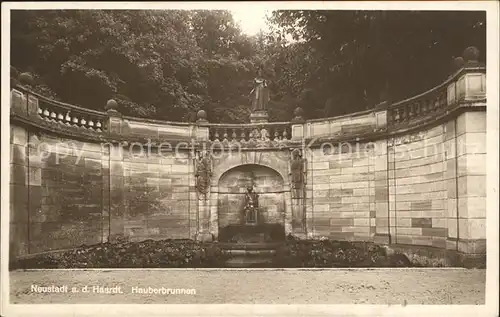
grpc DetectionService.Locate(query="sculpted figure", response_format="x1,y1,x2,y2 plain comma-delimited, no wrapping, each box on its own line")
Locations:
243,186,259,224
289,149,307,190
249,70,270,112
194,151,212,195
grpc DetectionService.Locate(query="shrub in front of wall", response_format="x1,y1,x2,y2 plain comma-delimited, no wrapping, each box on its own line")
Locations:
11,239,231,269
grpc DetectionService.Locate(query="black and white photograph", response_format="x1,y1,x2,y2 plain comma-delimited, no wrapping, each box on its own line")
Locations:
1,2,498,317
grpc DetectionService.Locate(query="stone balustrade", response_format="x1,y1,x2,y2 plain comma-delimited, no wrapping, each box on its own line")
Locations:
11,84,107,133
388,65,485,128
207,122,293,148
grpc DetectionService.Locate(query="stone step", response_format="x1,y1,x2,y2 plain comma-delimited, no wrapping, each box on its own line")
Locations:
225,255,275,268
218,242,283,251
225,249,276,256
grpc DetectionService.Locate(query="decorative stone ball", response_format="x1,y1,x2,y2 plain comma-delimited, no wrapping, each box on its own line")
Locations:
105,99,118,111
452,57,465,71
293,107,304,118
19,72,34,86
462,46,480,62
197,110,207,120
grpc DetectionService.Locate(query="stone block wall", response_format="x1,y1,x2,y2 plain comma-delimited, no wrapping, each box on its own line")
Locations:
8,109,487,261
111,146,195,241
388,125,448,248
309,142,377,241
10,128,106,255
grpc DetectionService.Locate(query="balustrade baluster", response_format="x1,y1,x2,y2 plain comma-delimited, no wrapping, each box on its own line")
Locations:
439,93,446,108
65,112,71,125
409,104,414,119
394,109,400,123
231,129,237,141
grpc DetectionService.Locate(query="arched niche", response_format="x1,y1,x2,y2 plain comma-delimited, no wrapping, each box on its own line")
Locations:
217,164,286,242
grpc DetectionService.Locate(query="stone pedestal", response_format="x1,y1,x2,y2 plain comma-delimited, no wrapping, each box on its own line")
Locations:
250,111,269,123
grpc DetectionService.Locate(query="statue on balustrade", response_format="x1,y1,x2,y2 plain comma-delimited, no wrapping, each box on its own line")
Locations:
289,148,307,191
243,186,259,225
249,69,270,112
194,150,212,196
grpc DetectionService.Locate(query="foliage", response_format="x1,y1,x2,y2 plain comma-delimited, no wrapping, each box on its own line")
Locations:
273,237,412,268
11,237,413,269
268,10,486,118
11,239,230,269
11,10,260,122
11,10,485,122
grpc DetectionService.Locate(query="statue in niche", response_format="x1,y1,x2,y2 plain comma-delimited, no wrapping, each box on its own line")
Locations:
289,148,307,190
194,150,212,195
243,186,259,225
249,68,270,112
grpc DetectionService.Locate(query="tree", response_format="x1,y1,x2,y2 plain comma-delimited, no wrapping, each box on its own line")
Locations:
269,10,486,118
11,10,486,123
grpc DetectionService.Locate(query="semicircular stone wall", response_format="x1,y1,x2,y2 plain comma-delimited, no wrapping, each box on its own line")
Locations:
9,63,487,266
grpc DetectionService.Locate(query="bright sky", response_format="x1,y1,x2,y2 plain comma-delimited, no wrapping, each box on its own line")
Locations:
231,8,272,36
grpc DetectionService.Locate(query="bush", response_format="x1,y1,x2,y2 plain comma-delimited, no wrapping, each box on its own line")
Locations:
273,238,412,268
12,239,231,269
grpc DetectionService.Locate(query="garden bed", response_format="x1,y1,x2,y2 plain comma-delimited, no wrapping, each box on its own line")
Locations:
10,239,230,269
273,235,412,268
10,236,414,269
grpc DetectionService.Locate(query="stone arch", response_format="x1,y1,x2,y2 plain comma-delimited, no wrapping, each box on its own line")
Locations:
211,150,290,188
213,163,290,242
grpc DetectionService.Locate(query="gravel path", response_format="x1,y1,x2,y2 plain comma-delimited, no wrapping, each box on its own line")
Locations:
9,268,485,304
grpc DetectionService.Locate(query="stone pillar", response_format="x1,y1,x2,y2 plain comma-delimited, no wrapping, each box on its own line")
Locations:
456,111,486,258
101,143,111,243
10,124,30,257
454,47,486,263
11,89,28,117
104,99,126,241
374,139,391,244
304,148,314,239
291,107,305,140
374,104,388,131
188,152,198,240
444,119,459,252
105,99,123,136
27,133,42,254
284,185,293,236
195,110,209,141
194,111,214,242
196,185,213,242
209,190,219,239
